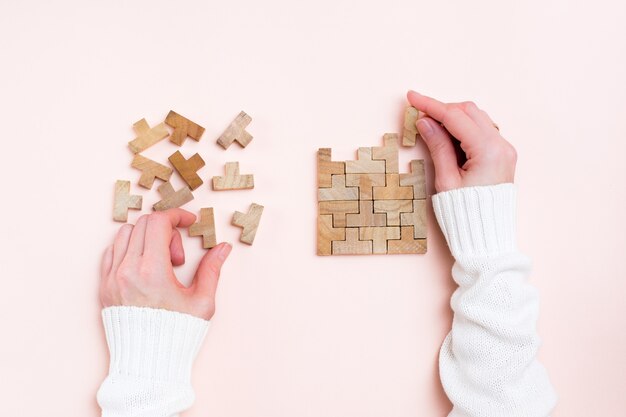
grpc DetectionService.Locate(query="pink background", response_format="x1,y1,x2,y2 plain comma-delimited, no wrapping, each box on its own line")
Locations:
1,0,624,415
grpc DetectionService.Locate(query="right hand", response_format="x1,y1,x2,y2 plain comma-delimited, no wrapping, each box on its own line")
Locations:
407,90,518,193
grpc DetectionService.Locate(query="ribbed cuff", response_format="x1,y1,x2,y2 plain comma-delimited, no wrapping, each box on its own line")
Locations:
432,183,517,258
101,306,209,383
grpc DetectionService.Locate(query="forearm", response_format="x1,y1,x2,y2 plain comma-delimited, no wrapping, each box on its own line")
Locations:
97,306,209,417
433,184,557,417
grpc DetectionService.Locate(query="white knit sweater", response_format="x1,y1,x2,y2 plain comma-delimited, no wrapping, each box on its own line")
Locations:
97,184,557,417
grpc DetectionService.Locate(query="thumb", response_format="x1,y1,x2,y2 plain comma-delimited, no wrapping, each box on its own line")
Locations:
417,117,462,192
192,242,232,298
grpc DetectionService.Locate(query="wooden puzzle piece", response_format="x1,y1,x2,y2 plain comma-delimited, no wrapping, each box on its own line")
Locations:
318,175,359,201
128,119,169,154
345,148,386,174
131,154,173,189
359,226,401,254
113,180,142,222
212,162,254,191
372,133,400,173
189,207,217,249
153,181,194,211
217,111,253,149
332,228,372,255
345,173,385,200
318,200,359,228
400,200,427,239
165,110,205,146
373,199,413,226
387,226,427,254
402,106,420,147
168,150,205,191
232,203,264,245
346,200,386,227
400,160,426,200
317,214,346,256
317,148,345,188
372,174,413,200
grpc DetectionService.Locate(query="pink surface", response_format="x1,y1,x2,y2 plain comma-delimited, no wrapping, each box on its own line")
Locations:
0,1,625,415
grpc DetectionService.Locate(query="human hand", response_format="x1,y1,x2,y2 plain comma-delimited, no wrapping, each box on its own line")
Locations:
407,90,517,193
100,209,232,320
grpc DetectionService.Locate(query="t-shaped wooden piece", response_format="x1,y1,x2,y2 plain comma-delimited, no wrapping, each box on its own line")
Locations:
232,203,264,245
189,208,217,249
165,110,205,146
113,180,142,222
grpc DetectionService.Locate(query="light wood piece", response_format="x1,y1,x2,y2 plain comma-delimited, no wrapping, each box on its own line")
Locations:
372,174,413,200
131,154,173,189
402,106,420,146
318,200,359,228
113,180,142,222
332,228,372,255
232,203,264,245
387,226,427,254
212,162,254,191
372,133,400,173
345,148,386,174
400,160,426,199
400,200,427,239
374,199,413,226
217,111,253,149
359,226,400,254
189,208,217,249
346,200,386,227
128,119,169,154
345,173,385,200
317,148,345,188
318,214,346,256
153,182,194,211
318,175,359,201
165,110,205,146
168,151,205,191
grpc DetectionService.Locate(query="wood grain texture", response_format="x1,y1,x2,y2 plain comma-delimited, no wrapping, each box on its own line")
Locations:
387,226,427,254
372,133,400,173
232,202,264,245
346,200,386,227
373,199,413,226
165,110,205,146
128,119,169,154
113,180,142,222
332,228,372,255
317,175,359,201
317,148,345,188
400,199,427,239
168,150,205,191
345,147,386,174
317,214,346,256
359,226,400,254
318,200,359,228
402,106,420,147
189,207,217,249
217,111,253,149
345,173,385,200
399,159,426,199
153,181,194,211
372,174,413,200
212,162,254,190
131,154,173,189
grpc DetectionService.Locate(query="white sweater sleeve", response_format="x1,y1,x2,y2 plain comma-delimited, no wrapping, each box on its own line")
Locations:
97,306,209,417
432,184,557,417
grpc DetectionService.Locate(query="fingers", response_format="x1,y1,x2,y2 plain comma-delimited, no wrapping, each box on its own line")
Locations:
459,101,501,135
170,228,185,266
192,243,232,298
144,209,196,262
126,214,148,257
111,224,134,272
416,117,462,191
101,245,113,279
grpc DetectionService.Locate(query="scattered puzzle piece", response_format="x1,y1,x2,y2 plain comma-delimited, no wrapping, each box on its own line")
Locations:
402,106,420,146
217,111,253,149
232,203,264,245
372,133,400,173
318,148,345,188
346,200,386,227
128,119,169,154
165,110,205,146
169,150,205,191
318,200,360,228
373,199,413,226
359,226,401,254
212,162,254,191
318,214,346,256
345,147,386,174
372,174,413,200
387,226,427,254
332,228,372,255
153,181,194,211
189,207,217,249
113,180,142,222
400,160,426,200
131,154,173,189
400,200,427,239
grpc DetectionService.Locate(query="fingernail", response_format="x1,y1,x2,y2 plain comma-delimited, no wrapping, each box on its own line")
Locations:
417,118,433,137
408,90,421,96
217,243,232,260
